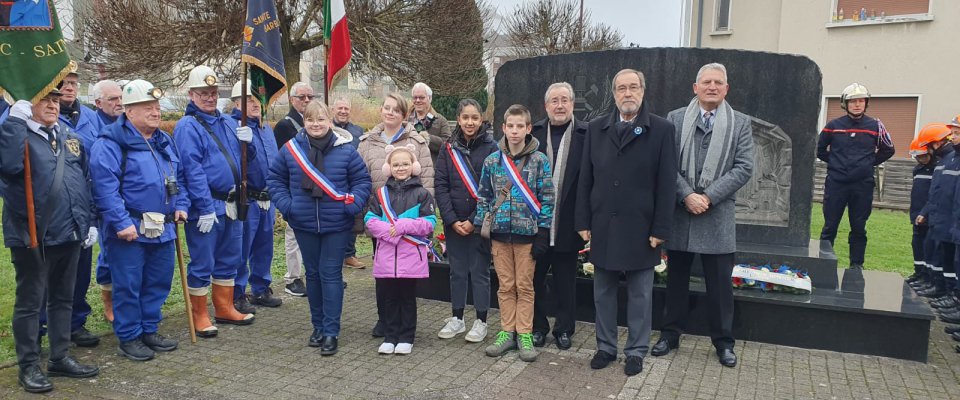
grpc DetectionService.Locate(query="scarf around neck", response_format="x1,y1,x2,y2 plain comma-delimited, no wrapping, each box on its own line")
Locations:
302,132,335,197
679,98,736,190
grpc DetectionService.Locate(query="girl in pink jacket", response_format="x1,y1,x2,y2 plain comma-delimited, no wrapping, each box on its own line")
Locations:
364,146,436,355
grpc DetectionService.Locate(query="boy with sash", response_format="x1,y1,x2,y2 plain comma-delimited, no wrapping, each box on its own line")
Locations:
475,105,554,362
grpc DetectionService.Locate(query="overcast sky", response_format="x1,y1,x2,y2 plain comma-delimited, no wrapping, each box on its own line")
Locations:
492,0,684,47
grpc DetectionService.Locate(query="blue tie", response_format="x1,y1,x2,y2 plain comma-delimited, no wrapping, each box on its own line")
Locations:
704,111,714,130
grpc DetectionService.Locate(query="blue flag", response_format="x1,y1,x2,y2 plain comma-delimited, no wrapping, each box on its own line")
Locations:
242,0,286,108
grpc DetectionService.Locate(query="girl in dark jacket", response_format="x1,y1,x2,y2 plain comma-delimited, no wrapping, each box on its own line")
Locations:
267,100,371,355
434,99,498,342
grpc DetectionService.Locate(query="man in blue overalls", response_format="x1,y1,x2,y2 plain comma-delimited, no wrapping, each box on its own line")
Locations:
816,83,895,269
89,79,188,361
174,65,255,338
229,80,281,312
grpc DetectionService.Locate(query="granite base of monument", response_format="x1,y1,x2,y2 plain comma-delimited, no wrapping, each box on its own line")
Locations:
690,239,841,290
418,263,934,362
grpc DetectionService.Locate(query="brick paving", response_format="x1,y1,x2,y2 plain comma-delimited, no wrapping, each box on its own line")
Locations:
1,262,959,399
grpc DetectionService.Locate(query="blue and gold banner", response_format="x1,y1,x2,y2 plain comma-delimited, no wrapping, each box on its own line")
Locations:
242,0,286,108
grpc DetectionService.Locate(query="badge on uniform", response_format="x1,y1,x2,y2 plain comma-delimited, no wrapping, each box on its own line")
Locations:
634,127,643,135
850,132,856,137
66,138,81,157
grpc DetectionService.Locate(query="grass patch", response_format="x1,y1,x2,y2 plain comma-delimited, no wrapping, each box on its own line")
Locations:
809,202,913,276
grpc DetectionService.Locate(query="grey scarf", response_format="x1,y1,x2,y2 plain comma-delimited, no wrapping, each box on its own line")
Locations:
546,118,574,246
679,98,736,190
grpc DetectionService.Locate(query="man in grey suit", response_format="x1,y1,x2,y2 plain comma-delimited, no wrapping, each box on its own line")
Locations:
654,62,754,368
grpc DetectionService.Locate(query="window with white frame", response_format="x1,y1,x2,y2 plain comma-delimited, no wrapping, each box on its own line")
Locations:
715,0,731,31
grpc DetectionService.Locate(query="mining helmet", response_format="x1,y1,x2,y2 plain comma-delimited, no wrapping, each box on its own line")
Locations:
840,83,870,111
230,80,253,99
122,79,163,106
947,114,960,129
916,123,952,148
66,60,79,77
186,65,219,89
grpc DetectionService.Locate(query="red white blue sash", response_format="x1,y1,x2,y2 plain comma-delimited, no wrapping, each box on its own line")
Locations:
446,143,479,200
286,141,355,204
500,152,541,217
376,186,431,248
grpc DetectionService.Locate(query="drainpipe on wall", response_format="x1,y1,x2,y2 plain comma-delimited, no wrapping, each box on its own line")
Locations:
695,0,704,48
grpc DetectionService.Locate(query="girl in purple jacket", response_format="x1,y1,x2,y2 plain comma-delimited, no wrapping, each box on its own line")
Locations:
364,146,437,355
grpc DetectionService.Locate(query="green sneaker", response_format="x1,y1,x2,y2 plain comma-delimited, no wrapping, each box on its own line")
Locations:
485,331,517,357
517,333,538,362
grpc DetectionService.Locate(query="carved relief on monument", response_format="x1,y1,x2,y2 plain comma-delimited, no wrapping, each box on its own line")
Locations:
735,117,792,227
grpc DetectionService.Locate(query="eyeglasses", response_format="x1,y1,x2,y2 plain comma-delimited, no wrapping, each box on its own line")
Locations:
548,97,572,106
292,95,315,101
194,91,218,100
412,96,428,101
615,84,643,94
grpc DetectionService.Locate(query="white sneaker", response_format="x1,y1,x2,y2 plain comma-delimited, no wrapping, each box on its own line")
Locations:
378,342,395,354
438,317,466,339
394,343,413,354
464,320,488,343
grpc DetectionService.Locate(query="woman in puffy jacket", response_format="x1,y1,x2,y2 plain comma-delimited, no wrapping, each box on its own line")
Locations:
267,100,371,356
365,146,436,355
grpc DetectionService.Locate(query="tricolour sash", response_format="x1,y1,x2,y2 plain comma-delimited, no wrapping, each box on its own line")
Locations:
446,143,479,200
500,152,541,217
286,141,355,204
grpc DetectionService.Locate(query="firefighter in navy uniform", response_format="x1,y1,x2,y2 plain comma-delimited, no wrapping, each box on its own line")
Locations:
915,125,958,299
907,124,950,294
816,83,895,269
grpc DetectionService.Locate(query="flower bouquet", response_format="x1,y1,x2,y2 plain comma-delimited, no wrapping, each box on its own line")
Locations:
731,263,812,294
577,247,594,277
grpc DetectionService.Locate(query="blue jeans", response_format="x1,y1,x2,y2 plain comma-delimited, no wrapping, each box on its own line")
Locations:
293,229,350,336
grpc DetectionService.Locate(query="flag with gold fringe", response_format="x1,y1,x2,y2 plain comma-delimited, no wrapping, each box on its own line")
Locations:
242,0,287,108
0,0,71,102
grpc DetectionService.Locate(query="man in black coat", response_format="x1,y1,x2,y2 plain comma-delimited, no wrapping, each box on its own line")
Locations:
576,69,677,377
530,82,587,350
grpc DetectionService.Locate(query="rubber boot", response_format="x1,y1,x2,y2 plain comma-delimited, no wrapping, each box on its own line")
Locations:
212,282,255,325
189,293,219,338
100,287,114,323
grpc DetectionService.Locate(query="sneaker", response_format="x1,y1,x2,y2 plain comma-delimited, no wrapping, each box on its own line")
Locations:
343,256,365,269
438,317,466,339
251,288,283,307
70,327,100,347
234,295,257,314
378,342,395,354
394,343,413,354
285,279,306,297
484,331,517,357
141,333,178,352
517,333,538,362
118,339,155,362
464,320,487,343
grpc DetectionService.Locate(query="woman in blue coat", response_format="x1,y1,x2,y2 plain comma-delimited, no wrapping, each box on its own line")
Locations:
267,100,371,355
89,80,188,362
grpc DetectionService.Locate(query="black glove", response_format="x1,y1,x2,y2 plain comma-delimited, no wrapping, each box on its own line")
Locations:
531,228,550,260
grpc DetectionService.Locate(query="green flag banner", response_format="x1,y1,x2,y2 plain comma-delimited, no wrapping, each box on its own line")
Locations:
0,0,71,103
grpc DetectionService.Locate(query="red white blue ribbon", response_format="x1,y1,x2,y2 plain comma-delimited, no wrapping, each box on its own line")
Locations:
286,140,355,204
500,152,541,217
376,186,433,248
446,143,479,200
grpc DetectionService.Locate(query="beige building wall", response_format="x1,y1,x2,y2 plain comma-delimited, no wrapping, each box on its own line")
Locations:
686,0,957,144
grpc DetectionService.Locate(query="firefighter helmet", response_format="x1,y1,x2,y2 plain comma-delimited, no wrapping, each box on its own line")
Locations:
916,123,952,148
840,83,870,111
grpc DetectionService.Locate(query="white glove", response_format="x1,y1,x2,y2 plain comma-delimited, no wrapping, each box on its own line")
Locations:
139,212,166,239
82,227,98,249
257,200,271,210
197,212,218,233
236,126,253,143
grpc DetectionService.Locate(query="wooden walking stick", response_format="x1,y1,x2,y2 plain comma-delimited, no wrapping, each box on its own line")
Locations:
23,140,38,249
174,221,197,344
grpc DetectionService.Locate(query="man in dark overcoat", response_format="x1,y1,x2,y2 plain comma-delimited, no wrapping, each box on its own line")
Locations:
530,82,588,350
575,69,677,376
654,62,754,368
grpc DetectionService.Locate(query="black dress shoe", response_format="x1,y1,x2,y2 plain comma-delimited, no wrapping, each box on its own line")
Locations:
234,295,257,314
250,288,283,307
309,329,323,347
18,364,52,393
532,331,546,348
71,327,100,347
590,350,617,370
918,286,948,298
941,310,960,324
320,336,338,356
142,333,178,352
932,296,960,309
372,321,385,338
945,325,960,335
47,356,100,378
651,337,680,357
555,332,572,350
118,339,155,362
717,348,737,367
624,356,643,376
937,306,960,316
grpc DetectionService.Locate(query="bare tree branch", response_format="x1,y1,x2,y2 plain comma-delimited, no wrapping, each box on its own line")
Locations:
504,0,624,58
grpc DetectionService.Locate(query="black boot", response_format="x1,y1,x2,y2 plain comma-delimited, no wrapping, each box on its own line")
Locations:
234,295,257,314
320,336,338,356
71,327,100,347
918,279,947,298
18,364,52,393
118,338,155,361
142,333,178,352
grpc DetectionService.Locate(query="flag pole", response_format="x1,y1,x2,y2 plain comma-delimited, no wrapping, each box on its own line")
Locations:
236,16,249,221
323,43,329,106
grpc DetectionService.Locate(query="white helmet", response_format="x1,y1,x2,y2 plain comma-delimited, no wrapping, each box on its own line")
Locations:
230,80,253,99
186,65,219,89
840,83,870,111
122,79,163,106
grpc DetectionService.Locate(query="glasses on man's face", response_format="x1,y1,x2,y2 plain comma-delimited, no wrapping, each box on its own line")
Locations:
412,96,428,101
615,84,642,94
293,95,315,101
195,91,218,101
548,97,572,106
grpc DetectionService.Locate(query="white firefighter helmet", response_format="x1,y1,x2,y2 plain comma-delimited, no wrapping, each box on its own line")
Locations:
122,79,163,106
186,65,219,89
230,80,253,99
840,83,870,110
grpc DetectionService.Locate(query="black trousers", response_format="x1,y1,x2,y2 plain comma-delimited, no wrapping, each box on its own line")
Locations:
912,225,928,274
12,242,81,367
375,278,418,344
532,248,578,336
661,250,735,350
820,177,874,266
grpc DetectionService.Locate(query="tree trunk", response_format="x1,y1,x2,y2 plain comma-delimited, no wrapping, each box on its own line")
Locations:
283,51,302,89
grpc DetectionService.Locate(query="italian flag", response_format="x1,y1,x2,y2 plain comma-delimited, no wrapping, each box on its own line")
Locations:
324,0,351,89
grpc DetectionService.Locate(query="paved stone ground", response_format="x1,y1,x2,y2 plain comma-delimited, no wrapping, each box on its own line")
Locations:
2,263,959,399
